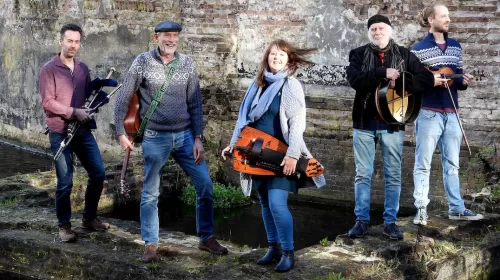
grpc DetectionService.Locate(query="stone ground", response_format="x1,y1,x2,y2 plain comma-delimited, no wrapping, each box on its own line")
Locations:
1,171,500,280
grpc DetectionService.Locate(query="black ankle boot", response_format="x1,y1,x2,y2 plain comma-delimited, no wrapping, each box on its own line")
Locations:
274,249,294,272
257,242,282,265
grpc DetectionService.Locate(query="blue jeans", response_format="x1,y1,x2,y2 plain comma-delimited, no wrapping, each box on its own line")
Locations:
353,128,404,224
49,129,106,227
141,129,213,245
413,109,465,213
258,188,293,250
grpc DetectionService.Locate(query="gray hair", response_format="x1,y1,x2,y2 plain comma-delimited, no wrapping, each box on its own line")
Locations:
367,24,394,45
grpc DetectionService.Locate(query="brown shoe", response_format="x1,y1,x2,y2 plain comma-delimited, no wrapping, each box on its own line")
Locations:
198,237,228,255
59,224,77,242
141,244,158,263
82,218,110,231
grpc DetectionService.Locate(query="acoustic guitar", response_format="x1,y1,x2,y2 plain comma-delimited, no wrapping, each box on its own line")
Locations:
224,126,324,178
119,92,140,198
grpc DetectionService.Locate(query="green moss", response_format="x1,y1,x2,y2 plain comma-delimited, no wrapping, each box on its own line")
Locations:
0,197,19,206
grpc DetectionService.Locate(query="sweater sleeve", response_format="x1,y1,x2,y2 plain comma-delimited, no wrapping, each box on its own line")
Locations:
455,42,468,91
185,58,203,137
406,50,435,94
283,79,307,159
346,48,386,91
113,55,143,136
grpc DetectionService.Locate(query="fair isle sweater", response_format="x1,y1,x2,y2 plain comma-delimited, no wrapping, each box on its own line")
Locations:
411,33,468,110
114,49,202,136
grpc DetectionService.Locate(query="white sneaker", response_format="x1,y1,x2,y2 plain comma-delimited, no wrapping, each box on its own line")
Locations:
413,208,428,225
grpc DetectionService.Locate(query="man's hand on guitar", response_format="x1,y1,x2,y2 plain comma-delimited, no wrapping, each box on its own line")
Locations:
281,156,297,176
193,138,205,165
119,135,134,151
462,73,473,86
74,108,92,123
221,145,234,161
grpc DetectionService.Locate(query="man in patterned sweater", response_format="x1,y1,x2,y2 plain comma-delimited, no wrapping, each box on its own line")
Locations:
114,20,228,262
411,3,483,225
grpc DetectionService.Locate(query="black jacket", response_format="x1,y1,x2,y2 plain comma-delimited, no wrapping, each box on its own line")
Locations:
346,44,434,131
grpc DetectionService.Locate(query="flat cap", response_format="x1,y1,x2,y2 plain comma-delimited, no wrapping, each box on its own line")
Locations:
154,20,182,33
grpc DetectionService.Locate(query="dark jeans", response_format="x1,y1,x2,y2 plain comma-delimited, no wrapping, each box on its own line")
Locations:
49,129,106,227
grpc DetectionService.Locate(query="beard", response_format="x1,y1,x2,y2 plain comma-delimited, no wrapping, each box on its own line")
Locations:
61,48,76,59
434,24,449,33
369,37,389,47
159,44,176,55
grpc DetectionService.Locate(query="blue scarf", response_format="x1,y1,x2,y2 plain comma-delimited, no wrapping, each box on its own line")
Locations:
235,70,287,132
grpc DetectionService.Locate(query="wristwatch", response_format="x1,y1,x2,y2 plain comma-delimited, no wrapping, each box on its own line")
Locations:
194,135,205,142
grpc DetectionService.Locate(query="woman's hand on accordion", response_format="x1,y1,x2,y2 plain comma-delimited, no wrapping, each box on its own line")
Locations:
281,156,297,176
221,144,234,161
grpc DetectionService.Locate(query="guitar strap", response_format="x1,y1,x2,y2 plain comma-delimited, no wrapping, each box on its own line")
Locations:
135,58,178,142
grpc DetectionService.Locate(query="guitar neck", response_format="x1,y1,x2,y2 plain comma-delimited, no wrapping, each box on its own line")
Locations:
120,148,131,182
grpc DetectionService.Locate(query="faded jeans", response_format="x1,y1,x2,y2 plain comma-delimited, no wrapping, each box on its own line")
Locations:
140,129,214,246
353,128,404,224
413,109,465,213
49,129,106,227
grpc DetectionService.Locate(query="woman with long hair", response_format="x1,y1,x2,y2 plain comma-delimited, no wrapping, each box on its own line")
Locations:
221,39,325,272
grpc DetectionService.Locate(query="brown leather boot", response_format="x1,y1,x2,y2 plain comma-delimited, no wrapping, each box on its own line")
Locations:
141,244,158,263
59,224,77,242
82,218,110,231
198,237,228,255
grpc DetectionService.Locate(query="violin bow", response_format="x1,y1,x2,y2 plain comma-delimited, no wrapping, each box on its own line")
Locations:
442,74,472,155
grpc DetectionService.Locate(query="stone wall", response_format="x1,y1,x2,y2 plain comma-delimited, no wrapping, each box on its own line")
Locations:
0,0,498,209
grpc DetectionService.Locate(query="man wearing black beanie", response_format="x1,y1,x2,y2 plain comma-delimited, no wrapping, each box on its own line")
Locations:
345,14,442,240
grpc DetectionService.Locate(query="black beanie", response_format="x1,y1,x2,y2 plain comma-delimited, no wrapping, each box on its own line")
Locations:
367,14,392,29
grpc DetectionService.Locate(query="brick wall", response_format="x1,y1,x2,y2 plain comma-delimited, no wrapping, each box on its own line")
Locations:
0,0,497,209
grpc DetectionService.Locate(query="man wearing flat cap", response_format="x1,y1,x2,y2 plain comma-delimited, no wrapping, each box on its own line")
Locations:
114,20,228,262
345,14,441,240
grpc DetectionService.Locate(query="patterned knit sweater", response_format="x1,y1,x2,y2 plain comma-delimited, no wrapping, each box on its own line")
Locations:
411,32,468,109
114,48,202,136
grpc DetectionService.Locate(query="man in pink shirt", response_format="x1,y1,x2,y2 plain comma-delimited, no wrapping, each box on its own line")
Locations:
39,23,110,242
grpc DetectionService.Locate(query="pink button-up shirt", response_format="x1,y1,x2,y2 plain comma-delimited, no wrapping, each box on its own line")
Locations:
39,54,90,133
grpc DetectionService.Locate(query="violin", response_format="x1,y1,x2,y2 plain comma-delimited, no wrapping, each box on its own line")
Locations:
426,66,486,87
425,66,488,155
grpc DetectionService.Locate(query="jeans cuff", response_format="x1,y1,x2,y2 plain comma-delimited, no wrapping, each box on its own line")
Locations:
199,234,213,242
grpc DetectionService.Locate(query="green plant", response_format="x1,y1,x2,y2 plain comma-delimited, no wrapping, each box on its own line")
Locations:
146,262,161,269
181,182,250,209
0,197,19,206
491,185,500,202
319,237,329,246
88,232,98,243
